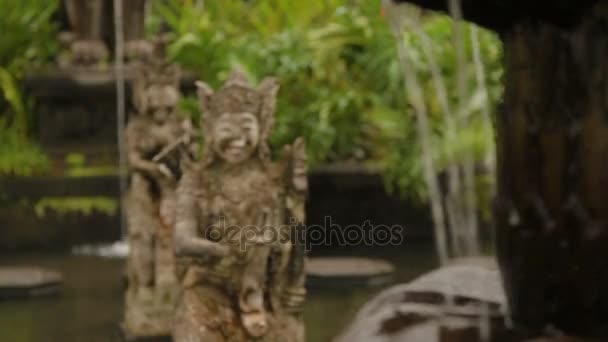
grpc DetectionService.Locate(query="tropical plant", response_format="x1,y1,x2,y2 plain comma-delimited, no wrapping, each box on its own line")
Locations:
153,0,503,202
0,0,58,175
154,0,383,163
377,14,503,200
0,127,48,176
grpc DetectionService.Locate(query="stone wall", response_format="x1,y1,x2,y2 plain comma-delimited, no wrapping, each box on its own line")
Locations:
0,166,432,252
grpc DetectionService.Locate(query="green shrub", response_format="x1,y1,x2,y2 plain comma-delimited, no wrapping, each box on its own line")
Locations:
0,126,49,176
153,0,503,201
0,0,58,176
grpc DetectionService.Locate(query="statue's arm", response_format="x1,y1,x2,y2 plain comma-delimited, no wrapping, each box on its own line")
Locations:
174,171,228,258
280,212,307,313
126,124,162,176
129,152,161,176
282,137,308,311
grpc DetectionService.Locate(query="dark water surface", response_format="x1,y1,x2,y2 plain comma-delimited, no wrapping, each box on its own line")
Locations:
0,243,436,342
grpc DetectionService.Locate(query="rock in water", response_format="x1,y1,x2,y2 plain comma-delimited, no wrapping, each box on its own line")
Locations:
334,257,510,342
306,257,395,288
0,267,63,299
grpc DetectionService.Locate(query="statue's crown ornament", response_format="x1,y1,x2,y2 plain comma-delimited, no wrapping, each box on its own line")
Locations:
196,71,280,165
134,62,180,88
131,36,180,113
196,71,279,123
132,36,180,89
196,71,279,140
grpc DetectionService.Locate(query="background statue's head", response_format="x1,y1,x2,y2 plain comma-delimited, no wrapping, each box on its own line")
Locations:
196,71,279,166
132,41,181,124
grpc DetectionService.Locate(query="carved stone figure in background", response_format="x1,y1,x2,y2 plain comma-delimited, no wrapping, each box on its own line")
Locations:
173,72,307,342
123,0,153,62
123,43,193,339
59,0,151,67
61,0,110,67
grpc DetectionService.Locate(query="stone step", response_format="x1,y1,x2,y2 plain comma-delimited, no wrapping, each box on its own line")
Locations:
0,267,63,299
306,257,395,288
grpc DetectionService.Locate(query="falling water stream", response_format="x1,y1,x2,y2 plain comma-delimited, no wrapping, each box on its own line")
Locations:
384,0,499,340
449,0,481,257
386,5,449,266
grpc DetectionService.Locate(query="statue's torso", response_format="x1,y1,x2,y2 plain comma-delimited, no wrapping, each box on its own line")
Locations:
180,163,290,296
129,116,184,162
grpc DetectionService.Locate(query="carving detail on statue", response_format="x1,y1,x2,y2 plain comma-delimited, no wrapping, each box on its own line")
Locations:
59,0,151,68
173,71,307,342
60,0,110,67
123,43,193,339
122,0,153,62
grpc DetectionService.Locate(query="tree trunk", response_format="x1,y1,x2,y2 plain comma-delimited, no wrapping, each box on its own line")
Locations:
496,2,608,338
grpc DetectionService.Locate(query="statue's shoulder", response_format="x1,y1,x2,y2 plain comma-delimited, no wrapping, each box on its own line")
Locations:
263,160,286,186
275,137,307,183
168,116,188,131
126,116,149,133
178,163,211,196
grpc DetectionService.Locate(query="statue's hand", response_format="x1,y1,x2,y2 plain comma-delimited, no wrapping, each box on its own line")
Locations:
175,236,229,260
158,164,174,180
282,287,306,312
203,241,230,259
213,254,233,279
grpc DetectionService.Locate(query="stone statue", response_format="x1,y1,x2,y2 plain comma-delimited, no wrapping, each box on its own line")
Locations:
60,0,110,67
123,43,193,339
59,0,151,67
172,71,308,342
123,0,154,62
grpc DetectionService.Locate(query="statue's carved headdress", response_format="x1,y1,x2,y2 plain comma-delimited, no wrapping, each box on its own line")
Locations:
132,36,180,114
196,71,280,165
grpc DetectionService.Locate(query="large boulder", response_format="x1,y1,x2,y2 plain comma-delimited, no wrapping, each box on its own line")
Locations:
334,257,510,342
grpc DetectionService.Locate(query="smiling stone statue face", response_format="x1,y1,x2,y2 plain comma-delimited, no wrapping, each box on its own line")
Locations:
212,112,260,164
145,84,180,124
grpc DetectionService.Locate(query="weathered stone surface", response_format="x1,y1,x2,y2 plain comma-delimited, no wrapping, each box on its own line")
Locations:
306,257,395,288
58,0,150,68
0,267,63,299
123,41,192,340
59,0,110,68
334,257,509,342
23,69,197,147
172,71,307,342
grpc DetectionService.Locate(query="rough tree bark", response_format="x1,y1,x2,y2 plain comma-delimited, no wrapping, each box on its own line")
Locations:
395,0,608,338
496,3,608,338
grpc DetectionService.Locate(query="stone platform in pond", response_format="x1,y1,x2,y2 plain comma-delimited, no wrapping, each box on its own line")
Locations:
306,257,395,288
334,257,512,342
0,267,63,299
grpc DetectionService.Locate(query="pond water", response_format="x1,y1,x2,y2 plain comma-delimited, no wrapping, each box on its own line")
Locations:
0,243,436,342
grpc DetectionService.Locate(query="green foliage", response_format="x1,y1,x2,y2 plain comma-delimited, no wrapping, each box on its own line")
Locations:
34,197,118,217
153,0,503,201
64,153,117,177
0,126,48,176
0,0,58,176
154,0,385,163
380,15,502,199
0,0,58,70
